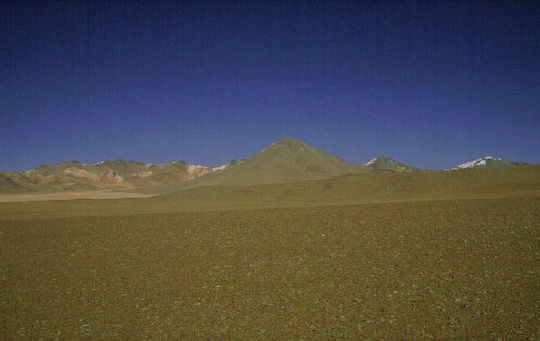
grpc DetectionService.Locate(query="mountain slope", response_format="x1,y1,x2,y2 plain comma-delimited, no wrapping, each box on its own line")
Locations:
360,155,418,172
142,138,359,194
0,173,29,193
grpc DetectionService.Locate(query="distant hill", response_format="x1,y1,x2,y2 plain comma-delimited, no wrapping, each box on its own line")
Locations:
0,160,212,193
359,155,418,172
141,138,359,194
452,156,530,170
160,165,540,206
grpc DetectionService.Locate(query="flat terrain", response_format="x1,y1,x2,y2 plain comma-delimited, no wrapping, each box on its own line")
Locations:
1,196,539,339
0,191,153,202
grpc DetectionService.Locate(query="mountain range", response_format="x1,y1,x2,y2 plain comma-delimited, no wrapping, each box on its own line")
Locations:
0,159,212,193
0,138,533,194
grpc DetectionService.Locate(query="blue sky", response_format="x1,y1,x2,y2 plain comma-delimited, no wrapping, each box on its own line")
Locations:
1,1,539,171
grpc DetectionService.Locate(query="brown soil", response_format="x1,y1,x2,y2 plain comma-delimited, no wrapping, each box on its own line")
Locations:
1,197,538,339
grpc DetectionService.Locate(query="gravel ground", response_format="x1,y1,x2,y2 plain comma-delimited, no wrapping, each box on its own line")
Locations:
1,197,539,339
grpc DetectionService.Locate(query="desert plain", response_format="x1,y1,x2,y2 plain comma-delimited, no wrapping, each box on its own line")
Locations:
1,167,539,339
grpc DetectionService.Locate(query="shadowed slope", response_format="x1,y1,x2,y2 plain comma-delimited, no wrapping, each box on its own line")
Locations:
0,174,28,193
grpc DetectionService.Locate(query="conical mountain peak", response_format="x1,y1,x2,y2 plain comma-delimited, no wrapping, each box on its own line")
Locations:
164,138,358,190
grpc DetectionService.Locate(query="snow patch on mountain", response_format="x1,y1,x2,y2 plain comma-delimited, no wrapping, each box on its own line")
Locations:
364,158,378,166
212,164,228,171
456,156,500,169
188,165,206,172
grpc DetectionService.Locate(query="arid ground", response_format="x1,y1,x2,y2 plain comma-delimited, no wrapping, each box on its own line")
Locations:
0,191,153,203
1,192,539,339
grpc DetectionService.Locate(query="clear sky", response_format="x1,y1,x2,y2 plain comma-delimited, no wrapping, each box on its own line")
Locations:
1,1,539,171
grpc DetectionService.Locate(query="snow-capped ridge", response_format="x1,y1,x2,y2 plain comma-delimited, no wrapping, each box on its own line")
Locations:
455,156,501,169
